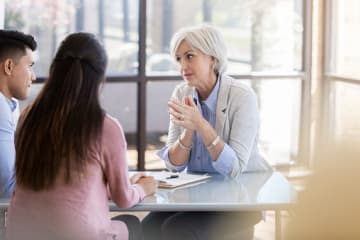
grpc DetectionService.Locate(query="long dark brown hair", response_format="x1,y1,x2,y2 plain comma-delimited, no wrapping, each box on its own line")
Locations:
15,32,107,190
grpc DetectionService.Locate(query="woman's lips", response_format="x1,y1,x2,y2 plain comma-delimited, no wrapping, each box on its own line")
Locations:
183,73,192,78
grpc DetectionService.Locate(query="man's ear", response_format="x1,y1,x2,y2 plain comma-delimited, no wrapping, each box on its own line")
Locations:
3,59,14,76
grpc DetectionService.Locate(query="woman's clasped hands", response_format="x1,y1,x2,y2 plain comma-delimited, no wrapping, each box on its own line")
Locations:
168,96,204,131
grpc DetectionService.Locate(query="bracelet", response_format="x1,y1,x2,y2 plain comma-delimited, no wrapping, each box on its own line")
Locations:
207,135,220,150
177,138,192,151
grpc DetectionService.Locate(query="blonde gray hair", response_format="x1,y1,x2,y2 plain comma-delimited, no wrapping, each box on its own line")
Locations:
170,24,228,74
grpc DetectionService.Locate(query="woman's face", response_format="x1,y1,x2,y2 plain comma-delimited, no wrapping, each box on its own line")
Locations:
175,40,215,88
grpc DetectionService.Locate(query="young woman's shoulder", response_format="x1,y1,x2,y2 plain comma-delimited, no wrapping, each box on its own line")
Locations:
102,114,126,144
103,114,123,130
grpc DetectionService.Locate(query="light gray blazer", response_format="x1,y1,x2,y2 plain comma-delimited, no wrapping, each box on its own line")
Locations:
166,74,272,178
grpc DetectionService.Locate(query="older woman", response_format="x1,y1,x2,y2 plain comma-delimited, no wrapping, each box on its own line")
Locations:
142,25,272,240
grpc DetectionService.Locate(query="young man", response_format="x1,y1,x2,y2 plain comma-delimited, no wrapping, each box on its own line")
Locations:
0,30,37,198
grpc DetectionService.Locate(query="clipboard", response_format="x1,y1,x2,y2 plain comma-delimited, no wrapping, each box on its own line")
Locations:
130,171,211,189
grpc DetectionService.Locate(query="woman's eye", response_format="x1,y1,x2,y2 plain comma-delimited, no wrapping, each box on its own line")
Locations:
175,57,180,62
187,54,194,60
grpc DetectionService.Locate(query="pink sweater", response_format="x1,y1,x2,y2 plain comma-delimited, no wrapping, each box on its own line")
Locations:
6,115,146,240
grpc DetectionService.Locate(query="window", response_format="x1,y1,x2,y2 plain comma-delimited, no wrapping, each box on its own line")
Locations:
5,0,141,169
146,0,304,167
330,81,360,141
326,0,360,79
0,0,4,28
325,0,360,142
5,0,139,76
4,0,309,169
147,0,303,75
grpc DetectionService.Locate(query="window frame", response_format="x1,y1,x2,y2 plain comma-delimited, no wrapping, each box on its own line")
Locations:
6,0,312,170
323,0,360,143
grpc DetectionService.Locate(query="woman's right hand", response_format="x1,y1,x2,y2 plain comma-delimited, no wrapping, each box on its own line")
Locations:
136,176,157,196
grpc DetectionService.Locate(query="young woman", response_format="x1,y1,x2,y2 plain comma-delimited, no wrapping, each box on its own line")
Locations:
6,32,156,240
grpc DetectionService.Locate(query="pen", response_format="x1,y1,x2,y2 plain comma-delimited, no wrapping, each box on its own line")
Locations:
166,174,179,179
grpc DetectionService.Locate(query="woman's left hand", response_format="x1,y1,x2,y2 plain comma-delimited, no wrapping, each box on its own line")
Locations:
168,96,204,130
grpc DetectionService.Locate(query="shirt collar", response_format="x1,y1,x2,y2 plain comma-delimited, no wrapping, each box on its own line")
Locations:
0,91,18,112
193,76,220,112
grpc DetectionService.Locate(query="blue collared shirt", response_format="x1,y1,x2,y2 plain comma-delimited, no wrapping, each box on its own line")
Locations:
158,79,237,176
0,92,17,198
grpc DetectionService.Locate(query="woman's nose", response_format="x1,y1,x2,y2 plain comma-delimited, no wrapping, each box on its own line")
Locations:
179,59,188,71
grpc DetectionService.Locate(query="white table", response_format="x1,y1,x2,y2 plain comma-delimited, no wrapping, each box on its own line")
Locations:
1,171,296,240
110,171,297,240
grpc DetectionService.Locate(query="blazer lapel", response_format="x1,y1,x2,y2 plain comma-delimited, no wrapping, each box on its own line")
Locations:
215,75,231,137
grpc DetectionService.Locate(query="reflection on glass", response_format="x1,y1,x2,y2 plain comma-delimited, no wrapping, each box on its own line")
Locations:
332,81,360,141
147,171,273,205
4,0,139,76
147,0,303,75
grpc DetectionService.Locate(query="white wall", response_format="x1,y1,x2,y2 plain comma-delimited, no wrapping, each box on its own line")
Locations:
0,0,4,28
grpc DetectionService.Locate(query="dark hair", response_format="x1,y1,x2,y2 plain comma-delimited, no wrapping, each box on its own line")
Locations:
0,30,37,62
15,32,107,190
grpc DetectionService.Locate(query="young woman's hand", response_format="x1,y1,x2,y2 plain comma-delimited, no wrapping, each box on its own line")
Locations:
137,176,157,196
130,172,146,184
